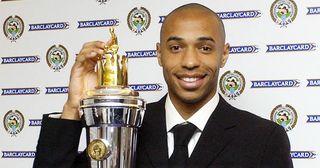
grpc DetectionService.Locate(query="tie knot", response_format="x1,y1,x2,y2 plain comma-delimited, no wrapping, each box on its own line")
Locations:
171,122,197,146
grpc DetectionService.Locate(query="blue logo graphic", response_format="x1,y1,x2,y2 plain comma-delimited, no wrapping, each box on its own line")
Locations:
1,56,40,64
29,22,69,31
1,87,40,96
291,151,316,159
266,43,316,52
307,115,320,123
29,119,42,126
229,46,259,54
78,19,119,28
251,80,299,88
307,79,320,87
159,16,166,23
45,87,68,94
2,151,35,158
129,84,162,91
307,7,320,15
217,10,261,19
126,50,157,58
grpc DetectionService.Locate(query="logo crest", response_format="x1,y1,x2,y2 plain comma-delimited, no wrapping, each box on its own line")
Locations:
3,110,25,136
270,0,298,27
46,44,68,72
219,70,245,100
3,15,24,42
271,104,297,131
127,7,151,35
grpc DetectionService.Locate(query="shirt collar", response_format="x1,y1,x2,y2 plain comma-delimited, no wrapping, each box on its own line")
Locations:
165,92,220,132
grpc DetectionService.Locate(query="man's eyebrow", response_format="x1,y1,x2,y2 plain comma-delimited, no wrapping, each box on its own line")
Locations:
166,36,183,42
198,37,215,43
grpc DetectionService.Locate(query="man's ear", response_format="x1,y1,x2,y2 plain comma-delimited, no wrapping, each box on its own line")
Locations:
156,42,163,67
220,43,230,68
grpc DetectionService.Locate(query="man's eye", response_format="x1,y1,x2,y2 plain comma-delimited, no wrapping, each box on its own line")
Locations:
170,45,181,52
200,46,212,52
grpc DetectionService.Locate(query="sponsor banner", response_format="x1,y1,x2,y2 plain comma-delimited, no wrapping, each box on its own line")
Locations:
29,119,42,126
126,50,157,58
29,22,69,31
159,16,165,23
251,79,299,88
307,79,320,87
266,43,316,52
229,45,259,54
2,151,35,158
0,56,40,64
216,10,261,19
291,151,316,159
1,87,40,96
129,83,162,91
77,19,119,28
307,7,320,15
306,115,320,123
45,87,68,94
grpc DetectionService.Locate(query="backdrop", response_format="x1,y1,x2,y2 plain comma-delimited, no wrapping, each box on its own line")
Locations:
1,0,319,167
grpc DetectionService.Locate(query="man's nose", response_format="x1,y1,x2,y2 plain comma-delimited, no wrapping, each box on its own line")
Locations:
181,47,200,69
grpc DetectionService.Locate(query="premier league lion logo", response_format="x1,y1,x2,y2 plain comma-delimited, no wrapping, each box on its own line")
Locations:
3,15,24,42
270,0,297,27
127,7,151,35
3,110,25,137
271,104,297,131
46,44,69,72
219,70,245,100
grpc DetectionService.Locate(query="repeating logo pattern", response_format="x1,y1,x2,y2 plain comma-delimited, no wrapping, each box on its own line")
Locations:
219,70,245,100
3,110,25,137
270,0,298,27
270,104,297,131
3,15,24,42
127,7,151,35
46,44,69,72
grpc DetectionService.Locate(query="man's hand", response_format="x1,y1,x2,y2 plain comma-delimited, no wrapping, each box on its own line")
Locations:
61,41,106,120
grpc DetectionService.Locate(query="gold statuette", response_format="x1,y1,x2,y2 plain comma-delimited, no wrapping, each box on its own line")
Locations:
97,27,128,88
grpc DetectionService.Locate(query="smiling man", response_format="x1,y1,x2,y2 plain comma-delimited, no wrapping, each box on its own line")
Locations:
33,3,293,168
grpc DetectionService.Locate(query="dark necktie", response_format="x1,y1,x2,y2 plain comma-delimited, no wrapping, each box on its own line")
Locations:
169,122,197,168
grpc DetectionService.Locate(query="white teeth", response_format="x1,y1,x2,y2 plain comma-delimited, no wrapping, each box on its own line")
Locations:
181,77,198,82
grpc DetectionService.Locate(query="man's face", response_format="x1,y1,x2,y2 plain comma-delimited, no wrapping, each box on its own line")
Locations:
157,8,229,107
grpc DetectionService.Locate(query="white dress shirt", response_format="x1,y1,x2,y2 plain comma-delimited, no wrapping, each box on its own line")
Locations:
165,92,220,157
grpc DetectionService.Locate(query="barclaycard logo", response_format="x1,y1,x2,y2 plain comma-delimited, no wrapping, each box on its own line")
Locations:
2,151,35,158
129,83,162,91
159,16,166,23
307,115,320,123
251,79,299,88
266,43,316,52
307,79,320,87
291,151,316,159
229,45,259,54
45,87,68,94
216,10,261,19
78,19,119,28
1,56,40,64
29,22,69,31
307,7,320,15
1,87,40,96
126,50,157,58
29,119,42,126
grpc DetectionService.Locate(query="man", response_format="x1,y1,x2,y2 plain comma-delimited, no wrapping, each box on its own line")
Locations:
33,3,293,168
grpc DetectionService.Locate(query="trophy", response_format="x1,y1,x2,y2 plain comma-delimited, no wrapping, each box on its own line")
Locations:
80,28,146,168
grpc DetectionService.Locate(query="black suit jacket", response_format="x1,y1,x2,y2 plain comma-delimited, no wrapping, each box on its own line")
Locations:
34,95,293,168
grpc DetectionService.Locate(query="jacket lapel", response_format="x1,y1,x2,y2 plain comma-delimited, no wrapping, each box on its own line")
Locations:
187,96,238,167
140,96,169,167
